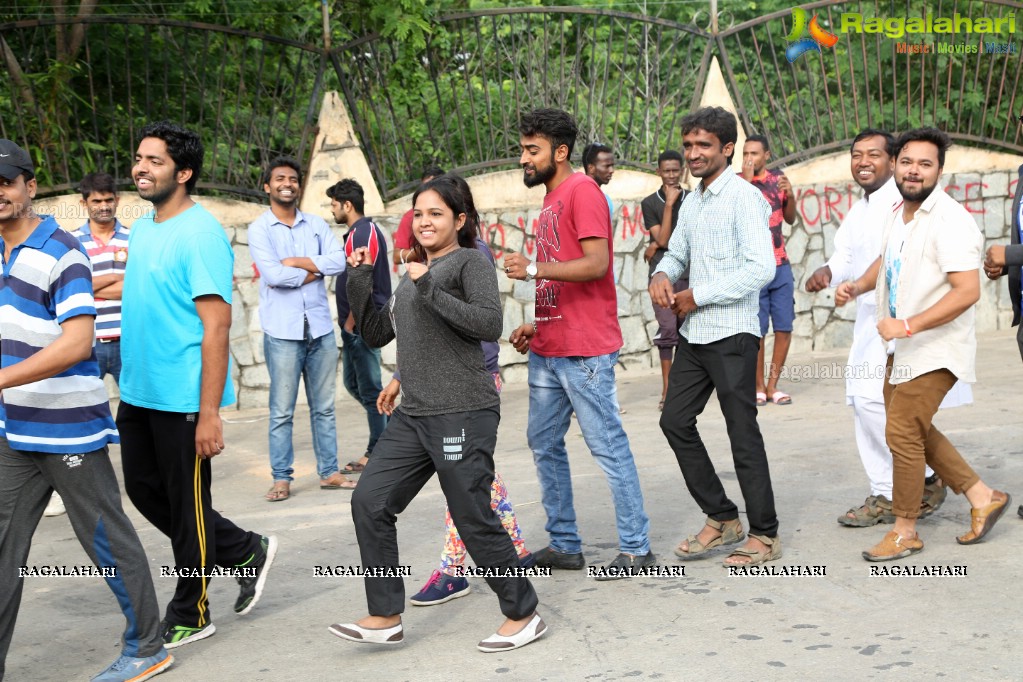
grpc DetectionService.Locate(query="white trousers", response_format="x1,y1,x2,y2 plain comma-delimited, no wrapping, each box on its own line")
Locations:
851,395,933,497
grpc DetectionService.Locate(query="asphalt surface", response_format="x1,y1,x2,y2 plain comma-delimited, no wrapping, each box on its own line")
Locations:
10,329,1023,681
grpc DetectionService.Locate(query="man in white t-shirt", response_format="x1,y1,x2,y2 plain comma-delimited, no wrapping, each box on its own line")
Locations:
835,128,1010,562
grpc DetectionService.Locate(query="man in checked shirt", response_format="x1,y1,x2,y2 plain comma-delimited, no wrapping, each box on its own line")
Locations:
649,106,781,567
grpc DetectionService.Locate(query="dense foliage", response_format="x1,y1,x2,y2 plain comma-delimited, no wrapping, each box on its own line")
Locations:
2,0,1019,198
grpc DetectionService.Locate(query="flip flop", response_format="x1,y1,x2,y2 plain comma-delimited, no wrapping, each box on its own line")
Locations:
755,392,767,407
266,483,290,502
770,391,792,406
320,473,357,490
342,460,366,474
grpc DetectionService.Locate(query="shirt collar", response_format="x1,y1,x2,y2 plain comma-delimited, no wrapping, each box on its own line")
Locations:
917,184,945,214
23,215,61,249
864,176,898,205
77,219,127,239
700,166,736,196
265,208,307,229
0,215,59,259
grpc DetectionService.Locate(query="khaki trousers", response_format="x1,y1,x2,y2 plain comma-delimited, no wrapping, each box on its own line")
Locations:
883,357,979,519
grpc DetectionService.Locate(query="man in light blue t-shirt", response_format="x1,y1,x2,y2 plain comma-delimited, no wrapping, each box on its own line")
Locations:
119,121,277,650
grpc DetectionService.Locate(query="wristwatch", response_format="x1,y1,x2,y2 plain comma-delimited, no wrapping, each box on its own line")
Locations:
525,262,538,282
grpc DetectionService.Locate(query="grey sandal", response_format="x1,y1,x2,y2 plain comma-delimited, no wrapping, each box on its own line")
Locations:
723,534,783,567
674,517,745,559
838,495,894,527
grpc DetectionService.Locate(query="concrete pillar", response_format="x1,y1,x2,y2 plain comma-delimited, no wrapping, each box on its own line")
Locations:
697,55,747,174
301,91,385,219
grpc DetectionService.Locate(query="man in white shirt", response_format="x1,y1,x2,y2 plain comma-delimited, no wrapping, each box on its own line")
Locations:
834,127,1010,561
806,129,968,527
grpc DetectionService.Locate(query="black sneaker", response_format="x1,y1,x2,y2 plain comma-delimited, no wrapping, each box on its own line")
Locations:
532,546,585,570
593,551,657,581
161,620,216,649
234,535,278,615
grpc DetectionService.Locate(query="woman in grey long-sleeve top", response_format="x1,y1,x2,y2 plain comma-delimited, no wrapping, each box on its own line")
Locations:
328,175,547,653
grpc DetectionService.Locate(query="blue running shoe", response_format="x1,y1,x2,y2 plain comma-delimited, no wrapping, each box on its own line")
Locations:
410,569,470,606
90,648,173,681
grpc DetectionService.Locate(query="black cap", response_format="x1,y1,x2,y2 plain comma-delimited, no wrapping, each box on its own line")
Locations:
0,140,34,181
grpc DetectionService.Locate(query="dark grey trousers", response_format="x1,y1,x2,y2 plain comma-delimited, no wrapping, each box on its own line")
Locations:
0,438,163,677
351,407,538,620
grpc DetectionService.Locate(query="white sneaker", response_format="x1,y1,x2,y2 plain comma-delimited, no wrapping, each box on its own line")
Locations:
44,492,66,517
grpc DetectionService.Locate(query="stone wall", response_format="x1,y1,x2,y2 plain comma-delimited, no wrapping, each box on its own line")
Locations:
37,161,1020,410
232,165,1020,405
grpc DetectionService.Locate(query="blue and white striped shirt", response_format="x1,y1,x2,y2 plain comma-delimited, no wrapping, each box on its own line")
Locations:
0,216,118,453
654,167,775,344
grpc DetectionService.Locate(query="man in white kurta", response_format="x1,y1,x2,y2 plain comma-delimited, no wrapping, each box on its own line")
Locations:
806,130,968,527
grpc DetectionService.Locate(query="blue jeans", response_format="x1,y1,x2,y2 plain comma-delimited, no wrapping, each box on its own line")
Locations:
264,332,340,482
95,339,122,384
527,351,650,555
340,328,387,455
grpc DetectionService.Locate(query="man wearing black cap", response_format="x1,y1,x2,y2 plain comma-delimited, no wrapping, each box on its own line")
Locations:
0,139,171,681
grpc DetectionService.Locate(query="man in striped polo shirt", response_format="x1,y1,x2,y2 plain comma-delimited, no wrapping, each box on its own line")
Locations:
73,171,130,384
0,140,172,681
45,174,130,519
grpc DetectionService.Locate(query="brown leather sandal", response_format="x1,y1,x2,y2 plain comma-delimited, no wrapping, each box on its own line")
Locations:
862,531,923,561
957,491,1011,545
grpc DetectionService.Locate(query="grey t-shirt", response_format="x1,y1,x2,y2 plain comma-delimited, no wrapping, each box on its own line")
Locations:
347,246,502,417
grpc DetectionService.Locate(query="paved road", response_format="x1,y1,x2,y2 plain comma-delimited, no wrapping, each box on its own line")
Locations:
11,330,1023,681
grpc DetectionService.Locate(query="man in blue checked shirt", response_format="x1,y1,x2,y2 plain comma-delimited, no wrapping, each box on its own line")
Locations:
649,106,782,568
248,157,353,502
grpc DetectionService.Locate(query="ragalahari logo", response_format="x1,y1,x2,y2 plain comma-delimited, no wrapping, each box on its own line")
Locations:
785,7,839,62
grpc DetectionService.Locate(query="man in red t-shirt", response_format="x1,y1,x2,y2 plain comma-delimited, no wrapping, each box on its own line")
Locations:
391,165,445,265
742,135,796,406
505,108,653,580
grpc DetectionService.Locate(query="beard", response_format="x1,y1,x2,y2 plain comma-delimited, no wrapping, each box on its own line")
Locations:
896,177,937,203
522,160,557,188
137,180,177,207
